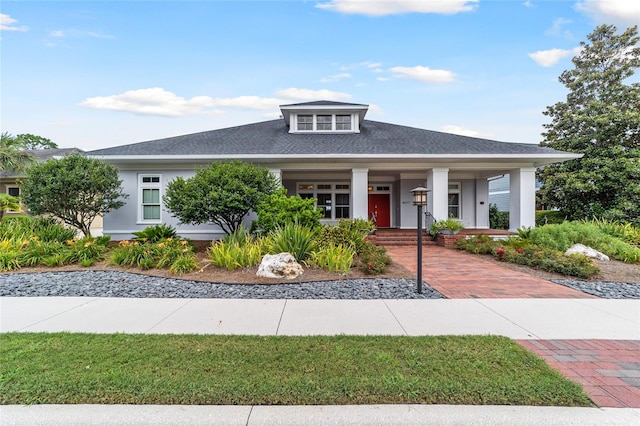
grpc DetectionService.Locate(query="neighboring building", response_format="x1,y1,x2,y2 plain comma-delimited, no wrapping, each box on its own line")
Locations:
489,174,544,212
87,101,580,240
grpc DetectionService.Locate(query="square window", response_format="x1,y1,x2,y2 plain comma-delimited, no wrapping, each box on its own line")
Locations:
297,115,313,131
336,115,351,131
8,187,19,197
317,115,332,131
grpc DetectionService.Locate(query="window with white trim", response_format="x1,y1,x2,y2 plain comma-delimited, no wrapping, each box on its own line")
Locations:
297,183,351,220
448,183,460,219
139,175,162,222
293,113,355,133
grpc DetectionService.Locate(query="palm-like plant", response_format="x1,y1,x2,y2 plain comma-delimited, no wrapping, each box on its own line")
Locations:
0,132,35,173
0,194,22,222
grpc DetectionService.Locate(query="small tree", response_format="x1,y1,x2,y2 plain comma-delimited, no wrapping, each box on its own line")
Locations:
15,133,58,150
164,161,279,235
252,188,323,234
20,154,127,237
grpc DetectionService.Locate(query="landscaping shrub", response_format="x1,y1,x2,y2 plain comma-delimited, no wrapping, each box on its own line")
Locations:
267,222,316,263
535,210,566,226
455,234,499,254
317,219,374,254
528,221,640,263
207,237,266,270
429,217,464,237
132,224,178,243
585,218,640,247
0,216,76,243
110,238,198,274
489,204,509,230
308,244,355,275
63,236,111,267
252,188,323,235
357,242,392,275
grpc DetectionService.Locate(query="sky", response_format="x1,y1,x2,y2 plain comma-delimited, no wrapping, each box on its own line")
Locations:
1,0,639,151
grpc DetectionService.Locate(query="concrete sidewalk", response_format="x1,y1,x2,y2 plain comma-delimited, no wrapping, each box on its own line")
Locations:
2,404,639,425
2,297,639,339
2,296,639,423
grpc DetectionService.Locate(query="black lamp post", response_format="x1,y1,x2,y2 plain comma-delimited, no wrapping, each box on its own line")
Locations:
411,187,429,294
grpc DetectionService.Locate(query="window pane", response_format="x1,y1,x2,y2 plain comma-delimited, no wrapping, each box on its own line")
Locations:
143,189,159,204
8,188,19,197
448,207,459,218
297,115,313,131
143,205,161,220
317,115,332,130
298,184,314,190
317,193,332,219
335,193,349,205
336,207,350,218
317,184,331,190
448,194,459,205
336,184,350,190
336,115,351,130
299,193,314,199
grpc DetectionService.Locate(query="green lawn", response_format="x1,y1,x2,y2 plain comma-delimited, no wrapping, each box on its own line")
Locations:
0,333,592,406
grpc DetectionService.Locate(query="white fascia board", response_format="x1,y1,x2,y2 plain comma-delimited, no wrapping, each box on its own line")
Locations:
87,152,583,164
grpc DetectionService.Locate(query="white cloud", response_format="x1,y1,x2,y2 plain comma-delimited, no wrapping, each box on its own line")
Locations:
390,65,455,83
362,61,382,68
81,88,357,117
441,125,481,137
320,73,352,83
576,0,640,26
377,77,390,81
275,88,353,101
81,88,216,117
316,0,478,16
50,30,64,38
523,1,533,7
528,47,581,67
1,14,28,32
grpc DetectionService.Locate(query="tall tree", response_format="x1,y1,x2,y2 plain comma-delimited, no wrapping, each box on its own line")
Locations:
15,133,58,150
20,154,128,237
164,161,279,234
537,24,640,224
0,132,35,172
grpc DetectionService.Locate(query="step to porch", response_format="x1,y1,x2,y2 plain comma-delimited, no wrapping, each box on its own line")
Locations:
369,229,437,246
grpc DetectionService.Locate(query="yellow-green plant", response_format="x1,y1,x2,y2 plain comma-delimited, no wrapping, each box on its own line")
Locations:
169,253,200,275
208,237,266,270
267,222,316,262
308,244,355,275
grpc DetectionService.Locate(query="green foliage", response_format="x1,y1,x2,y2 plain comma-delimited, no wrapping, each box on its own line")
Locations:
13,133,58,150
63,236,111,267
488,204,509,230
0,247,20,271
584,218,640,246
0,216,76,243
133,224,178,243
457,235,600,278
528,221,640,263
0,132,36,172
164,161,278,235
267,222,316,263
19,239,63,267
537,25,640,225
357,242,392,275
110,238,198,273
0,194,21,222
253,188,323,235
429,218,465,237
535,210,566,226
308,244,355,275
207,237,266,270
317,219,375,254
20,154,127,237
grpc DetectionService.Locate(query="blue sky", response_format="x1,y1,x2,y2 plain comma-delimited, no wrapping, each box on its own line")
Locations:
1,0,639,151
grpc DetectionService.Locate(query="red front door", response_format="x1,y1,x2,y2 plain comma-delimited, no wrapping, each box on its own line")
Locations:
368,194,390,227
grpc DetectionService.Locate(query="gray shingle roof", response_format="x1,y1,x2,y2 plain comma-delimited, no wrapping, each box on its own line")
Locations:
87,119,561,157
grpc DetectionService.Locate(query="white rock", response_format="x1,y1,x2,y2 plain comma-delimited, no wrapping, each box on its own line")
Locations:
257,253,304,279
565,243,610,261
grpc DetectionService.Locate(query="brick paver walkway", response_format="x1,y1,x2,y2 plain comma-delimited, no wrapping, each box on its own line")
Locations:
518,340,640,408
385,245,597,299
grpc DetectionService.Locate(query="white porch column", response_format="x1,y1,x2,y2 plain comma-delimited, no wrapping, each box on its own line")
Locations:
427,168,449,221
268,168,282,187
351,168,369,220
509,167,536,231
475,178,490,228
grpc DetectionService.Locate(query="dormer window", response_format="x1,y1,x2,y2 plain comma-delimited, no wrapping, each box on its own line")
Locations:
292,113,357,133
280,101,369,134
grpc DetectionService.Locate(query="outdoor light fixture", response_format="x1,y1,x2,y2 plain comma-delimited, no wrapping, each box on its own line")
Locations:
410,186,429,294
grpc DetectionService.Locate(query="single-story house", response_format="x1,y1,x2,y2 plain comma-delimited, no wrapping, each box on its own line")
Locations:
87,101,580,240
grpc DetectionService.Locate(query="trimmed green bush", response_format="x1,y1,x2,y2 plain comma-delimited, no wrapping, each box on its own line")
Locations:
252,188,323,235
133,224,178,243
489,204,509,230
535,210,566,226
357,242,392,275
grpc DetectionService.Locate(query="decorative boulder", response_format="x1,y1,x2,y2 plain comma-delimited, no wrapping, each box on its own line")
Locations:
565,244,610,261
257,253,304,279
